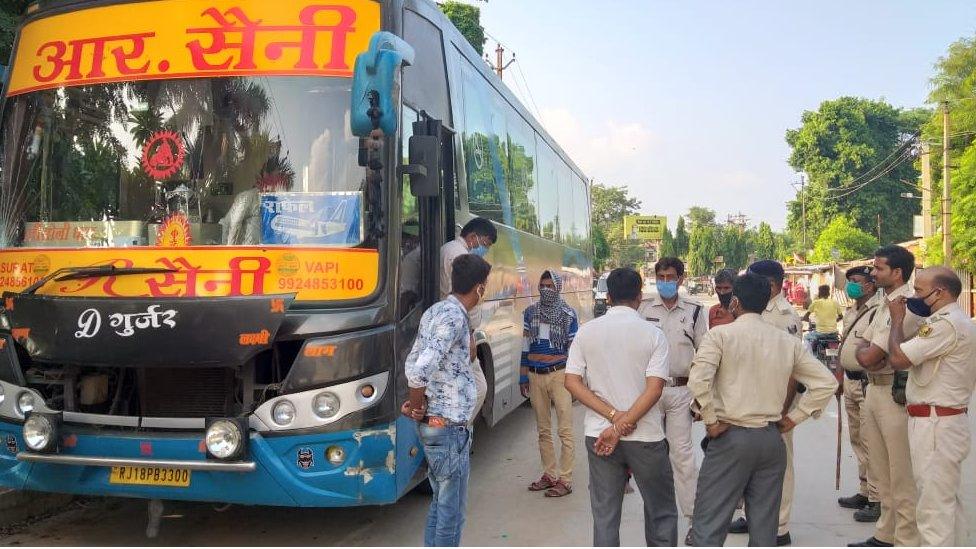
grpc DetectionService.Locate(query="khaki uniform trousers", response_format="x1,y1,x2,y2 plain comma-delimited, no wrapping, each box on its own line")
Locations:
863,382,919,545
528,370,574,483
778,430,794,536
909,413,971,546
844,377,879,501
662,385,699,519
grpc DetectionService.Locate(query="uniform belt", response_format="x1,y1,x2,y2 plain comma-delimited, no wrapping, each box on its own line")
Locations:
844,370,867,381
906,404,968,418
529,364,565,375
867,373,894,386
667,377,690,387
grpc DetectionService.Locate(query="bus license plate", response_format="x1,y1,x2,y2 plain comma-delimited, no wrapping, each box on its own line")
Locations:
109,466,190,487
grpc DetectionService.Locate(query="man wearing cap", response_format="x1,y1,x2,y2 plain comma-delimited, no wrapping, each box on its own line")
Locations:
837,266,882,521
727,260,803,546
885,267,976,546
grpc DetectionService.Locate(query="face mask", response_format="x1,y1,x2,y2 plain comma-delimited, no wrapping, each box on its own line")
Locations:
906,290,939,318
471,245,488,257
539,286,559,306
846,281,864,300
718,292,733,308
656,281,679,300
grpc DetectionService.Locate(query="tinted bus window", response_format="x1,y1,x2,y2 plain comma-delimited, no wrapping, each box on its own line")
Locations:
506,112,539,235
574,176,590,248
461,63,510,224
536,141,560,242
558,163,575,244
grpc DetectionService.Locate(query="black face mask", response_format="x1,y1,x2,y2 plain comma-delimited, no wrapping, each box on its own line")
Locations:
906,290,939,318
718,292,733,308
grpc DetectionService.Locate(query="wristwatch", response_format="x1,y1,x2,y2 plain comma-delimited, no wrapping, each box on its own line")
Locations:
607,408,616,421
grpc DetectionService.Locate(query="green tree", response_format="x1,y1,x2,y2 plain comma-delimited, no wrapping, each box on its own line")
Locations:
754,222,776,260
592,225,610,272
810,217,878,263
0,0,27,63
718,226,752,272
687,224,719,276
673,216,689,258
440,1,486,56
590,183,641,270
659,226,676,258
687,206,717,227
785,97,921,247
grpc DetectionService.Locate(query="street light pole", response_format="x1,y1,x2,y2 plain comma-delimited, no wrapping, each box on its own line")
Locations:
942,101,952,266
800,174,807,251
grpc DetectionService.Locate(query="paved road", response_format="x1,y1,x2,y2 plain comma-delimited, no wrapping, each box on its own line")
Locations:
3,291,976,546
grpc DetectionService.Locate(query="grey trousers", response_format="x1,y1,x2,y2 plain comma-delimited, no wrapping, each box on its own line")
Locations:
692,424,787,547
585,437,678,547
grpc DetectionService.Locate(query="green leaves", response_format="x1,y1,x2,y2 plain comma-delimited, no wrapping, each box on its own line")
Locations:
810,217,877,264
440,1,486,56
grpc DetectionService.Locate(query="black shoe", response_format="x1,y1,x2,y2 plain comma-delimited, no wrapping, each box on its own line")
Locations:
684,528,693,546
848,536,893,547
728,517,748,534
777,532,792,546
838,493,869,509
853,502,881,523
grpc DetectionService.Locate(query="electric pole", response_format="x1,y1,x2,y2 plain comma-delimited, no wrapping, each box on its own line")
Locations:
942,102,952,266
800,175,808,251
921,142,933,238
487,42,514,80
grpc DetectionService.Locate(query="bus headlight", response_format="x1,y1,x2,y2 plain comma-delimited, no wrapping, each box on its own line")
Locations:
23,413,59,453
205,419,246,460
17,392,35,417
312,392,340,419
272,400,296,426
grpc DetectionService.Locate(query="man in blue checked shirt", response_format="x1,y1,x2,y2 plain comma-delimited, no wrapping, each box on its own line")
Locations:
402,253,492,547
520,270,579,498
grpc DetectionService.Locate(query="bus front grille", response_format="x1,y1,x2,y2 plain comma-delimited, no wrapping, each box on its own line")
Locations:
138,368,235,418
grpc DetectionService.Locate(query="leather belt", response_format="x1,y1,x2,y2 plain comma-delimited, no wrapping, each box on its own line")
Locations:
867,373,894,386
667,377,690,387
844,370,867,381
529,364,566,375
906,404,968,418
422,416,466,427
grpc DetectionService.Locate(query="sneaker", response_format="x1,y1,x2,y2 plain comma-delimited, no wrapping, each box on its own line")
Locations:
853,502,881,523
728,517,748,534
848,536,893,547
777,532,792,546
838,493,869,509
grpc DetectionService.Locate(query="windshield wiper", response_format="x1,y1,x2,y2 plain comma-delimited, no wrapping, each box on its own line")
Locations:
22,266,178,295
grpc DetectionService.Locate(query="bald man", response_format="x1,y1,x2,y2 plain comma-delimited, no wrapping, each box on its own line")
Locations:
886,267,976,546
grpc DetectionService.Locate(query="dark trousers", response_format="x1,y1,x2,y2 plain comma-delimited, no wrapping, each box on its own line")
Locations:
692,424,787,547
585,436,678,547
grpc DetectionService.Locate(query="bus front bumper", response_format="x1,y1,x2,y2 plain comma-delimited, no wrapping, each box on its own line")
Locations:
0,417,424,507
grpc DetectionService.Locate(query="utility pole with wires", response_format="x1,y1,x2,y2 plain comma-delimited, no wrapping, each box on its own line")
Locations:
921,142,933,239
942,101,952,266
800,175,808,250
486,42,514,80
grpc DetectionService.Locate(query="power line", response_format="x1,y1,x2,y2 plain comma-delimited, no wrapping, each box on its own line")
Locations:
826,133,918,193
826,147,916,201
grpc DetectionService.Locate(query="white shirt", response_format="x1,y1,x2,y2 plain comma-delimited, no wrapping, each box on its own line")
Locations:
566,305,670,442
439,236,470,298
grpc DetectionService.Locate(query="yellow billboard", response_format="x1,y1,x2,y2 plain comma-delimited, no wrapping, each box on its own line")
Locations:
623,215,667,241
0,247,378,302
7,0,381,96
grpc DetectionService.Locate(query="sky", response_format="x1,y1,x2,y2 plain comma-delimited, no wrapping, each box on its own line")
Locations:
472,0,976,231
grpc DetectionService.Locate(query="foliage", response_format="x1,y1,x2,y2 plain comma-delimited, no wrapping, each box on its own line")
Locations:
785,97,921,248
440,1,486,56
590,183,642,270
924,33,976,269
687,224,719,276
0,0,27,63
754,222,776,260
718,226,752,272
659,226,676,259
810,217,878,263
673,216,689,258
686,206,717,227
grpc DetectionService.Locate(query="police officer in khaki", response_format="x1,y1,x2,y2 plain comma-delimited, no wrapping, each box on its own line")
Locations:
638,257,707,545
851,245,922,547
837,266,881,521
728,260,802,546
885,267,976,546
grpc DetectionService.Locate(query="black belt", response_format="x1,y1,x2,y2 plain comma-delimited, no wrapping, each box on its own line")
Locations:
845,371,867,381
529,364,566,375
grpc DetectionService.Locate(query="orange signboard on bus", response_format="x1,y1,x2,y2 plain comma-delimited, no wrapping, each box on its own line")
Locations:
6,0,381,96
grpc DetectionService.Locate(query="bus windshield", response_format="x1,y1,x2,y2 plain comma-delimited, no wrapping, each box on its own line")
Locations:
0,76,371,249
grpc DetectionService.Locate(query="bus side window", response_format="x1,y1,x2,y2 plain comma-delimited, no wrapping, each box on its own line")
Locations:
399,106,422,310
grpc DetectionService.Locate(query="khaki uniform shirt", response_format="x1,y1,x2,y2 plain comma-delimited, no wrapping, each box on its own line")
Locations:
900,303,976,409
762,293,802,339
637,296,707,378
861,284,922,374
689,313,837,428
838,292,882,372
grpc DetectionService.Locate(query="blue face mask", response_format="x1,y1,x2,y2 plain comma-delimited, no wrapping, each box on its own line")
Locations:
845,281,864,300
656,280,679,299
471,245,488,257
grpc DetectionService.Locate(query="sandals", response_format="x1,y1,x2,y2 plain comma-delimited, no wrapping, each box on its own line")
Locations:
528,474,557,492
544,480,573,498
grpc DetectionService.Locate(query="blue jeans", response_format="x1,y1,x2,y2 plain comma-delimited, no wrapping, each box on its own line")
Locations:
419,423,472,547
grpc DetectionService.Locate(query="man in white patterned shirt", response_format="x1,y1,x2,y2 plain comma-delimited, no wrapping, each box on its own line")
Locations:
403,254,491,547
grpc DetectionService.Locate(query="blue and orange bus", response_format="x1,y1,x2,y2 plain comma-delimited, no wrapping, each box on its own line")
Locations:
0,0,592,510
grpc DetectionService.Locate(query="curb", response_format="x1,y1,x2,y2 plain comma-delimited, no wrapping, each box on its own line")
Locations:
0,488,73,528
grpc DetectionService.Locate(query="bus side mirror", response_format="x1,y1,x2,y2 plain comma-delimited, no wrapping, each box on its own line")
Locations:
401,135,440,197
350,32,415,138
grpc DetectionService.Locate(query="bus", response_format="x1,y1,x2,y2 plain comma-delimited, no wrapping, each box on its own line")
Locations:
0,0,593,511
